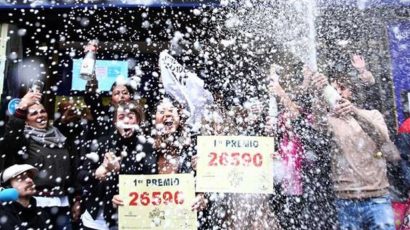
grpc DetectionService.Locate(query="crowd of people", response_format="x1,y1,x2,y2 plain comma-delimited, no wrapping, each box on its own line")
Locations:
0,44,408,230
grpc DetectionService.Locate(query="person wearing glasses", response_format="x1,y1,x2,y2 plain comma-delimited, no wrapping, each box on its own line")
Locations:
1,90,80,230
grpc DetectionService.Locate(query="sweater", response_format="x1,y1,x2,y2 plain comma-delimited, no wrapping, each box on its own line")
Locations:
328,109,392,199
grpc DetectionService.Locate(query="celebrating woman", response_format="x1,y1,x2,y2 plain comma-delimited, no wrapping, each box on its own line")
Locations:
2,90,79,230
78,101,156,230
112,98,207,225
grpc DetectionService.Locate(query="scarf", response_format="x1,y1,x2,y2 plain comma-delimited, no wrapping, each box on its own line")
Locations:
24,125,67,148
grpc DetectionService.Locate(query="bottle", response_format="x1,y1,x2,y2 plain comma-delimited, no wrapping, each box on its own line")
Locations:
268,64,279,122
30,80,44,93
268,96,278,118
323,84,341,108
80,39,98,81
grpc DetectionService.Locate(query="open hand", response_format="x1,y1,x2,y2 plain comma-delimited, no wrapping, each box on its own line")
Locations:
310,73,328,93
103,152,120,172
18,91,42,110
351,54,366,71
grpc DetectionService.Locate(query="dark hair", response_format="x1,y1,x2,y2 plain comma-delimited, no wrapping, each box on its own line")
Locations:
113,101,145,124
329,72,358,103
110,82,135,99
330,72,354,90
154,96,190,139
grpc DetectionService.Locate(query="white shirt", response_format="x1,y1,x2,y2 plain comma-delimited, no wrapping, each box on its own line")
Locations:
81,209,109,230
34,196,69,207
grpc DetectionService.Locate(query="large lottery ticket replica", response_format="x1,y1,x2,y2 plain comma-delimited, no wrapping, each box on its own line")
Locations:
197,136,274,194
118,174,196,230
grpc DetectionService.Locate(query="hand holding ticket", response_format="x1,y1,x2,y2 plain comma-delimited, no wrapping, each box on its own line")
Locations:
118,174,196,230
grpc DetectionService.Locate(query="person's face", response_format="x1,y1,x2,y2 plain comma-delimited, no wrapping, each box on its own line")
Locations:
111,85,131,106
332,81,353,100
26,104,48,129
155,102,180,135
115,109,139,138
10,172,36,198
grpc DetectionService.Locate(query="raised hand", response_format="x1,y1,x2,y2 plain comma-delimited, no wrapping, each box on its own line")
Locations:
84,40,98,53
351,54,375,85
310,73,328,93
351,54,366,71
18,91,42,110
103,152,120,172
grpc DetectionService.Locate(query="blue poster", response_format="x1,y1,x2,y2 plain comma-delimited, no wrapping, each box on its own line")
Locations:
71,59,129,91
388,21,410,125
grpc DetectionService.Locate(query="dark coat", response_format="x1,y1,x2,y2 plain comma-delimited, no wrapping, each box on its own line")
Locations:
1,112,78,197
84,91,115,139
78,130,157,227
0,198,50,229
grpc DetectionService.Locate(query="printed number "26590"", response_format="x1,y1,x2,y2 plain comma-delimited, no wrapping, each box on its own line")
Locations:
129,191,184,206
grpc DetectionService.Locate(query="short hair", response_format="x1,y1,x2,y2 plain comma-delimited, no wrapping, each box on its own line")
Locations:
114,101,145,124
330,71,354,90
110,82,135,98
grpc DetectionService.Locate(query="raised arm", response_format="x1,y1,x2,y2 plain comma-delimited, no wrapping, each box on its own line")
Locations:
0,91,42,170
351,54,375,86
267,66,300,119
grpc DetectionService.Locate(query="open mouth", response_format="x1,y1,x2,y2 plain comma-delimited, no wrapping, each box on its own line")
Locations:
163,118,174,129
36,118,47,125
164,121,174,128
123,128,132,133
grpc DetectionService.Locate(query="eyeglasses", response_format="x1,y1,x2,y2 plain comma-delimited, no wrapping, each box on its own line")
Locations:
28,109,47,116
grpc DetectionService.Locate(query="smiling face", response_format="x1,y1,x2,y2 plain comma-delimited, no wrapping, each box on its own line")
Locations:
111,85,131,106
115,108,140,139
155,101,180,135
10,172,36,198
26,104,48,129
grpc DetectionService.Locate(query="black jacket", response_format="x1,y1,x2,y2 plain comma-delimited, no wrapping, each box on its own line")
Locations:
84,91,115,139
78,130,157,227
0,198,50,229
1,113,78,197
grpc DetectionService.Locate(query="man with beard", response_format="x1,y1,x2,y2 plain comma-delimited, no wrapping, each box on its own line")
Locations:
0,164,50,229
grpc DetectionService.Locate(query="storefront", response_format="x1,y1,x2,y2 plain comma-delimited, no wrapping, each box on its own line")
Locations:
0,0,409,133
